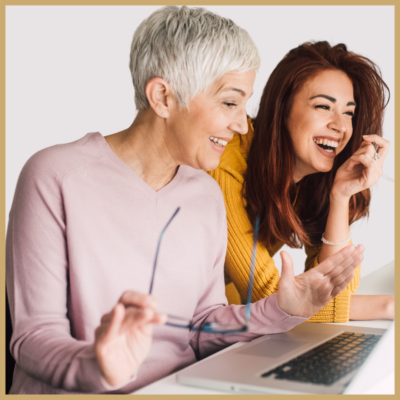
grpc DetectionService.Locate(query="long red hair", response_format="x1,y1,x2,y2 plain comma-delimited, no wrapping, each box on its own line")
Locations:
244,41,389,248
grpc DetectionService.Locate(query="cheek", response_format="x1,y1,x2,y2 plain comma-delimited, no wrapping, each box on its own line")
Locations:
290,107,318,135
289,117,313,148
192,106,226,135
206,108,231,131
338,132,353,155
343,124,354,146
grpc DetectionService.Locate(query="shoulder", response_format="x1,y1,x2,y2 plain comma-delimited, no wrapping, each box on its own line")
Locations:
20,132,107,185
208,118,254,184
180,166,226,210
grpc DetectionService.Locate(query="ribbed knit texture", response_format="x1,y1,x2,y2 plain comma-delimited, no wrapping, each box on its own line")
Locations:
208,119,360,323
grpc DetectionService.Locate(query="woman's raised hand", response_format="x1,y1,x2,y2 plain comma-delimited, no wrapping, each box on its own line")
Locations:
94,291,167,387
332,135,390,200
277,244,364,318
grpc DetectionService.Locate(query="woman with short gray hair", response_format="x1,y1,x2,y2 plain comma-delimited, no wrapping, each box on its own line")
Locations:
7,6,363,394
130,6,259,111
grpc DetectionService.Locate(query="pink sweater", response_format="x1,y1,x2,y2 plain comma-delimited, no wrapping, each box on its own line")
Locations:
6,132,307,394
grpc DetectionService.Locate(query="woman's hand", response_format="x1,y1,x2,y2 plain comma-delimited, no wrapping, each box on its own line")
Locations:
277,244,364,318
331,134,390,201
94,291,167,387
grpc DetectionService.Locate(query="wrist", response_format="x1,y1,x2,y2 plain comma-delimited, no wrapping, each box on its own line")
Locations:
96,348,135,388
101,367,136,388
330,189,351,206
100,371,137,390
383,295,395,320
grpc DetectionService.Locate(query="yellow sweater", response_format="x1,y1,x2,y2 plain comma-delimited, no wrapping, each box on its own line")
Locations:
208,119,360,323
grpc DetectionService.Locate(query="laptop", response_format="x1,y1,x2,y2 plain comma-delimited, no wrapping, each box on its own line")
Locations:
177,321,394,394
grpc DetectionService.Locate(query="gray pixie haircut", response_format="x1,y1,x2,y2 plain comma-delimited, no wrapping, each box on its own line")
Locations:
129,6,260,111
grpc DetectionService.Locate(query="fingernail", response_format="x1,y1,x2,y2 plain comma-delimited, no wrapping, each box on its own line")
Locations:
363,135,369,138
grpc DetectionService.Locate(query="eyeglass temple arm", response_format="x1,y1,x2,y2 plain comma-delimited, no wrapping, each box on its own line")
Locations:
149,207,180,295
244,215,260,323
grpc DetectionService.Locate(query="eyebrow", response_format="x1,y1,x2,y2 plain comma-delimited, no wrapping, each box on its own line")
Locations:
310,94,356,107
220,87,251,97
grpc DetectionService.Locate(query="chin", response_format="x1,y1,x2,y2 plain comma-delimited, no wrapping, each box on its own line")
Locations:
316,163,335,173
200,157,221,172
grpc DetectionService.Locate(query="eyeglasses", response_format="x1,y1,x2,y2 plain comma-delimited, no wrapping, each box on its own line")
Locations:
149,207,260,334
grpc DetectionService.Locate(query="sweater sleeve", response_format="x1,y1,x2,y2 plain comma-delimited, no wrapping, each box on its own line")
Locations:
208,163,360,324
304,243,361,323
188,199,307,360
6,151,121,393
208,165,281,304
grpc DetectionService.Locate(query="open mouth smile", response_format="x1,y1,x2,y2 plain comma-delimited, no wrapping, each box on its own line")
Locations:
209,136,231,154
209,136,228,147
313,137,339,158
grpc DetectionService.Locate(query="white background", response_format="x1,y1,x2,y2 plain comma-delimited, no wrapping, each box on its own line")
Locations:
6,6,394,278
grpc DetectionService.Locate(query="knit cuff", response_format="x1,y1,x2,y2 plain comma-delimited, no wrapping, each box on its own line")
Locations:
306,253,351,323
307,290,351,323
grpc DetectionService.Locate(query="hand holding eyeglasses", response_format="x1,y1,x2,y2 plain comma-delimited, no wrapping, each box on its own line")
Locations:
94,292,167,387
94,208,364,386
277,244,364,318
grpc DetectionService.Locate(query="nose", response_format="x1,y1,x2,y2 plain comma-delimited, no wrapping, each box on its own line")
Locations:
328,112,346,134
228,107,249,135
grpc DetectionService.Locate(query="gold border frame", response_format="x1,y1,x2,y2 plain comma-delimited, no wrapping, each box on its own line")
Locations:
1,1,396,399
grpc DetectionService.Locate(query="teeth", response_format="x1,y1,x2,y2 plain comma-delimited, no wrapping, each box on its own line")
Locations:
328,141,338,148
327,140,336,148
209,137,228,147
313,138,339,149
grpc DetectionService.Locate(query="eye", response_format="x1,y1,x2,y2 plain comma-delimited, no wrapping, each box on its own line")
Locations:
224,102,237,108
345,111,355,117
315,104,330,111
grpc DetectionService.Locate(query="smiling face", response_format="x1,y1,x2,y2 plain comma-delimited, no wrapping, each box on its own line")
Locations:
287,69,356,182
166,70,255,171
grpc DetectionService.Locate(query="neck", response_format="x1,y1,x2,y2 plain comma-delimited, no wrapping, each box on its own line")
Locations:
105,110,179,191
293,159,317,183
293,169,304,184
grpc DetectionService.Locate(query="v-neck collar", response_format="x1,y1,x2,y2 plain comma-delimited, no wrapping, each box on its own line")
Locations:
94,132,186,200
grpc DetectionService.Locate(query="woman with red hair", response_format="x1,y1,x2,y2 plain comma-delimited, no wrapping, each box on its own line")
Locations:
209,41,393,322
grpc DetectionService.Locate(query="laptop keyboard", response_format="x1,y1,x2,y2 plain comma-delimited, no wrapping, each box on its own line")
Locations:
261,331,382,386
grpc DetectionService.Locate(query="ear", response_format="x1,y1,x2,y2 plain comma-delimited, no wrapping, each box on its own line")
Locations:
145,78,174,118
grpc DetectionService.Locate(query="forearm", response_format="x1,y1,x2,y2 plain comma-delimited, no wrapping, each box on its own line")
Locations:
13,332,110,392
319,193,351,263
349,295,394,320
191,294,307,359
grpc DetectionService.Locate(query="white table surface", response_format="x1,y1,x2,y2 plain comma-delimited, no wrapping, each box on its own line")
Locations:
134,261,395,395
